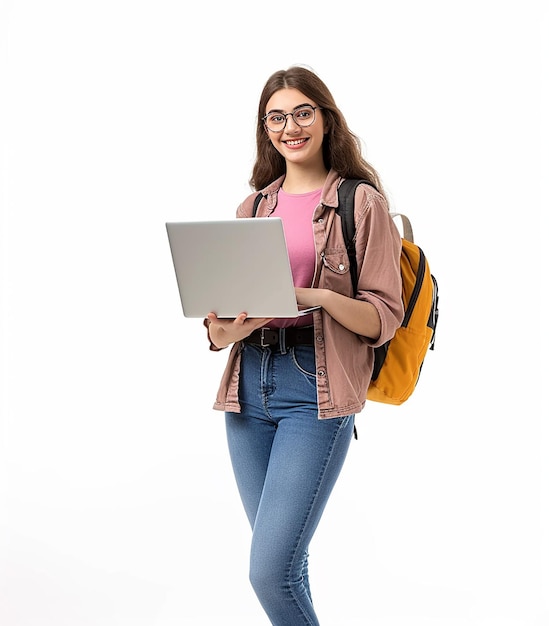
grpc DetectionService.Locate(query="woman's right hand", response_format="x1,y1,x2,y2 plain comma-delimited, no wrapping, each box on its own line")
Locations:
206,313,273,349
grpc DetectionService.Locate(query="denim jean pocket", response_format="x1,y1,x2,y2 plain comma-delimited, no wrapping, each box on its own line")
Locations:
291,345,317,379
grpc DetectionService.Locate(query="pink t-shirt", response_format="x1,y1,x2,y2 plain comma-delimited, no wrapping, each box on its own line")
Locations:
268,187,320,329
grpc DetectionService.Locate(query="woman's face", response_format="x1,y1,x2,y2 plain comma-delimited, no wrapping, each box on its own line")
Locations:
264,88,326,169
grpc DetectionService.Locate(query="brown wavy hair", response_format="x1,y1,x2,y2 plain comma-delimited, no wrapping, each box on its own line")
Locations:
250,66,385,200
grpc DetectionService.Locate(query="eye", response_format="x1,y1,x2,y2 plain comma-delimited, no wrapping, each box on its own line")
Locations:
267,113,284,125
295,107,313,120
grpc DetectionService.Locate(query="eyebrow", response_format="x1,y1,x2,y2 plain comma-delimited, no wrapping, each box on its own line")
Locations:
265,102,313,115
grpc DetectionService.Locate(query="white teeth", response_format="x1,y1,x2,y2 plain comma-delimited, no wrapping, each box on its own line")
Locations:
286,139,306,146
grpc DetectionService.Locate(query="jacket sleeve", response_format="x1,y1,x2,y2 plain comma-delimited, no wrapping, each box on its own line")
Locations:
353,185,405,348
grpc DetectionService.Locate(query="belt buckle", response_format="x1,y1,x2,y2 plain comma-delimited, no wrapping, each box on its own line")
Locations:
259,328,270,348
260,328,270,347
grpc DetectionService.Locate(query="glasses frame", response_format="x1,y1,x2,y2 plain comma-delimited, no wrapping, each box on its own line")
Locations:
262,105,322,133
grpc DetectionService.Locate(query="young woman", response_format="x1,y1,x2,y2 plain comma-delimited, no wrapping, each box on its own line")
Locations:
204,66,404,625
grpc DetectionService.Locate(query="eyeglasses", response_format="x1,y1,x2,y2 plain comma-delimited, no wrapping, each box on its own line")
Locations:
262,105,321,133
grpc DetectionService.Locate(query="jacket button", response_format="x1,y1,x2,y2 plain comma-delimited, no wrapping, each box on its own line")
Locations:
316,335,323,343
317,369,326,377
339,263,345,270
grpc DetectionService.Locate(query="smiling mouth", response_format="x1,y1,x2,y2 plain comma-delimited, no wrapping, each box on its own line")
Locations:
284,138,309,146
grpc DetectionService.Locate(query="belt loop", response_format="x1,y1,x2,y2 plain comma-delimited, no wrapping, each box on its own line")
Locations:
279,327,287,354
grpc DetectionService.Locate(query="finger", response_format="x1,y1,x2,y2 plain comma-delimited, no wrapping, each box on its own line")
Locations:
234,313,248,325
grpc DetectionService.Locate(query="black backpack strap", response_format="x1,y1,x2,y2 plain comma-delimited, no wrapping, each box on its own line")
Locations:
252,192,264,217
337,179,390,391
335,179,371,294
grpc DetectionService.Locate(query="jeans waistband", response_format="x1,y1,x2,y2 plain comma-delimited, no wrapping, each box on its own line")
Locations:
243,326,314,349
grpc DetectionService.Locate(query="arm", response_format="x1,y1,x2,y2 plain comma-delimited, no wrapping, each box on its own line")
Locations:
296,185,403,344
295,288,381,340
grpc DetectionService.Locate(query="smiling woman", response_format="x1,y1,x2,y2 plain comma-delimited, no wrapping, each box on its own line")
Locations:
2,1,544,623
204,65,405,625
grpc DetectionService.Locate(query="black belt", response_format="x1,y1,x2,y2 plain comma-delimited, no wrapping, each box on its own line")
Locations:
243,326,315,349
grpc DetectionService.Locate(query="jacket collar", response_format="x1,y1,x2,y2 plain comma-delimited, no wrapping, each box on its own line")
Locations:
259,169,342,211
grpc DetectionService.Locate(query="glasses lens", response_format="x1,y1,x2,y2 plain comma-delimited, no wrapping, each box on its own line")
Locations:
292,106,316,127
265,112,286,131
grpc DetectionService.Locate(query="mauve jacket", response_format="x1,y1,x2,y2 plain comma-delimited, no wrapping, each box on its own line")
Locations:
206,169,404,419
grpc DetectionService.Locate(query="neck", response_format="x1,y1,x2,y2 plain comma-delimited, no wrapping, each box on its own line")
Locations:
282,163,329,194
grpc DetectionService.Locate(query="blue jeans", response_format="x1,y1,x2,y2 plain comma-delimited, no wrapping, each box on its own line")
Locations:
225,342,355,626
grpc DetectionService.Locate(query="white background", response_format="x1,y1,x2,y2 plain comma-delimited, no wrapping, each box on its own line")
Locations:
1,1,547,624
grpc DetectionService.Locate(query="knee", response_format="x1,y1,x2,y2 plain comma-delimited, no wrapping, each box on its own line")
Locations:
249,560,283,599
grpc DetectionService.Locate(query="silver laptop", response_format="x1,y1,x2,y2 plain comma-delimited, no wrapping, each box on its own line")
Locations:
166,217,319,318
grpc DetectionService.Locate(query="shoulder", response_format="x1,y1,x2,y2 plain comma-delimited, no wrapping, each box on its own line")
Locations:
236,191,262,218
345,180,387,209
334,179,389,230
236,175,285,218
349,182,389,227
338,181,396,245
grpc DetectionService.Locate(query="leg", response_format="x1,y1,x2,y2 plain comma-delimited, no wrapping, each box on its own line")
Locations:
226,344,355,625
225,344,278,528
249,406,354,625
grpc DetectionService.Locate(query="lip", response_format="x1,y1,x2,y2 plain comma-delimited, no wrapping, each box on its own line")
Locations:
282,137,309,150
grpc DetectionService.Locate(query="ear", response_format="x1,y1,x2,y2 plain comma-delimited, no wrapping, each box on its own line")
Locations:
322,113,330,135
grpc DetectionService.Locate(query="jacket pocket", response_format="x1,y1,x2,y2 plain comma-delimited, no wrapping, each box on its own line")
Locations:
320,248,353,295
321,248,350,275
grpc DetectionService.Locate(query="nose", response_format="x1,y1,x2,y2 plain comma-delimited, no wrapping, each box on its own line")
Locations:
284,114,300,133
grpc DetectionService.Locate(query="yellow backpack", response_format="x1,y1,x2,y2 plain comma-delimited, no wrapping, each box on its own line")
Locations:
336,179,439,405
